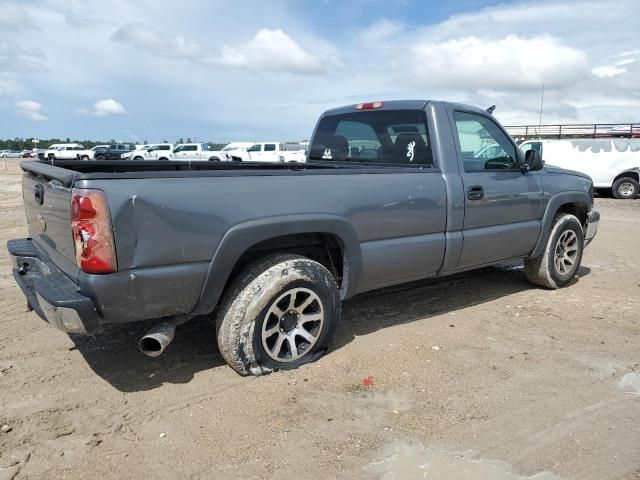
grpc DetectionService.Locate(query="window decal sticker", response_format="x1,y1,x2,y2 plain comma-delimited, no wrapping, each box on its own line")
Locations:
322,148,332,160
406,140,416,162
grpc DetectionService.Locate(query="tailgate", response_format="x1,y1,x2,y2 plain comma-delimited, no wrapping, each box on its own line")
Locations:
21,161,80,281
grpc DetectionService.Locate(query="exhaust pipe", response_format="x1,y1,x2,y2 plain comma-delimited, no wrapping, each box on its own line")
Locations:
139,321,177,357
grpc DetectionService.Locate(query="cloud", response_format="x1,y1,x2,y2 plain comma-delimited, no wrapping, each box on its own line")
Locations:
93,99,126,116
358,19,405,43
406,34,589,91
218,29,330,74
111,24,201,61
15,100,47,121
113,24,335,75
592,65,627,78
0,42,47,73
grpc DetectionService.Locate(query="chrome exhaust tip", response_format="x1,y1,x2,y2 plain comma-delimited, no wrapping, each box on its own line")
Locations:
139,322,176,357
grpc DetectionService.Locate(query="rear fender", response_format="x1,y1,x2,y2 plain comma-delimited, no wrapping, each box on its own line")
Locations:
191,214,362,316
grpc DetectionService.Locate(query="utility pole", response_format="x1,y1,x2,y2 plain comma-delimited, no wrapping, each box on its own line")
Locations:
537,83,545,137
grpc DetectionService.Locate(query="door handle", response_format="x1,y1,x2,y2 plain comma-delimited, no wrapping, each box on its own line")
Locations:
466,185,484,200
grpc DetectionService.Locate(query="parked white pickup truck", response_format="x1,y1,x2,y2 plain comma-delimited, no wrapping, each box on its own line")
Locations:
228,142,307,163
170,143,219,161
45,143,94,161
210,142,255,161
125,144,174,161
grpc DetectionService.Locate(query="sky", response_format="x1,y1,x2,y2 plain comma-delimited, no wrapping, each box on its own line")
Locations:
1,0,639,143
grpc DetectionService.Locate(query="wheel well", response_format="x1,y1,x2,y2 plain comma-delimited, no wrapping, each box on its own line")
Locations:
227,233,345,289
613,171,639,183
556,202,588,228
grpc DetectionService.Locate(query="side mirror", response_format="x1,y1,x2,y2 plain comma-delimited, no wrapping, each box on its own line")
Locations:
524,149,543,172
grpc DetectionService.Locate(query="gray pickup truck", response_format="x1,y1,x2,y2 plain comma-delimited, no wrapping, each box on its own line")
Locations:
8,100,599,376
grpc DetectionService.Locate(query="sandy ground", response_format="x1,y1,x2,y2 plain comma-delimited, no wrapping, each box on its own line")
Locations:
0,158,639,480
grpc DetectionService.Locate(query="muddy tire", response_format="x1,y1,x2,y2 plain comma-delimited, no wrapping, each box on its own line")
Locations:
216,254,341,376
525,213,584,289
612,177,639,199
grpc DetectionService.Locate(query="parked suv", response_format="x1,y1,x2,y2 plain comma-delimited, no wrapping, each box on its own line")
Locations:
94,144,133,160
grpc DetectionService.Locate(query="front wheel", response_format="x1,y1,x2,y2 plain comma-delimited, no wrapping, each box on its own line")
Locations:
216,254,340,376
525,213,584,289
612,177,639,199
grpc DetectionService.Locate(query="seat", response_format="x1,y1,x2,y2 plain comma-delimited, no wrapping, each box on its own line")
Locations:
392,133,433,165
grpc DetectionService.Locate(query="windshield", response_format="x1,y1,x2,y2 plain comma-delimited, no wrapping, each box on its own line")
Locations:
308,110,434,166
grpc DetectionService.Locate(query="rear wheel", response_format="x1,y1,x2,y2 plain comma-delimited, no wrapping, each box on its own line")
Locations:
80,155,89,161
525,213,584,289
216,254,340,376
95,154,105,160
133,156,144,161
612,177,639,199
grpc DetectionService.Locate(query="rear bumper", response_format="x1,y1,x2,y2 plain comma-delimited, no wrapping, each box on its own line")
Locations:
584,209,599,246
7,238,102,335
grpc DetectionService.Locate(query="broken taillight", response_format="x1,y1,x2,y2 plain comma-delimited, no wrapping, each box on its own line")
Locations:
71,188,117,274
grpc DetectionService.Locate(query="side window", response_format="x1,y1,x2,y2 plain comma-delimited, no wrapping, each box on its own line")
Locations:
264,144,276,152
248,144,261,152
185,145,197,151
159,145,169,150
454,112,517,172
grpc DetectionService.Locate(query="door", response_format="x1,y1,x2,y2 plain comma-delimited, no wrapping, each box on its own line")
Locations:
451,110,544,268
175,145,197,160
263,143,278,162
246,143,263,162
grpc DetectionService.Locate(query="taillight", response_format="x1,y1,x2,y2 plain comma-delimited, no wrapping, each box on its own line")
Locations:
356,101,383,110
71,188,117,274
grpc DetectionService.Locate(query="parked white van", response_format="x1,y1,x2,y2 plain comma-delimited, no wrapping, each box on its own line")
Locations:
520,139,640,199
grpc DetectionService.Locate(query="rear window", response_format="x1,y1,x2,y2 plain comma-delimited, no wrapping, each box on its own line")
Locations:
309,110,434,167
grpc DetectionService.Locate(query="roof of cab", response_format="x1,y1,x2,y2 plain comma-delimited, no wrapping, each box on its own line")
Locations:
321,100,489,117
323,100,429,116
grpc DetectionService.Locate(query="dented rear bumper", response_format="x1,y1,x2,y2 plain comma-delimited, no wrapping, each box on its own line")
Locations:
7,238,102,334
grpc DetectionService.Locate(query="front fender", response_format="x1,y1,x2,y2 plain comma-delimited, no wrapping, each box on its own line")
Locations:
191,214,363,316
529,191,591,259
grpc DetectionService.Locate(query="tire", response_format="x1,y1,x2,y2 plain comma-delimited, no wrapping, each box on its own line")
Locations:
216,254,340,376
612,177,639,199
158,157,169,161
208,156,220,161
133,156,144,161
47,155,55,161
80,155,89,161
524,213,584,289
95,154,105,160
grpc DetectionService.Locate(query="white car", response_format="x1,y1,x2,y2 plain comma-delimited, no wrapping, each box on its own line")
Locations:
45,143,94,161
128,144,174,161
0,149,22,158
210,142,256,161
230,142,307,163
520,138,640,199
